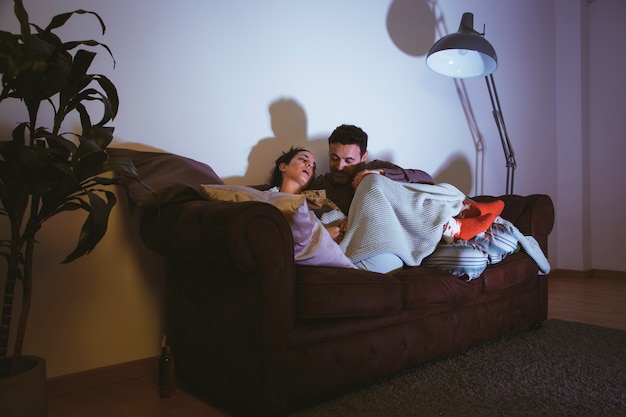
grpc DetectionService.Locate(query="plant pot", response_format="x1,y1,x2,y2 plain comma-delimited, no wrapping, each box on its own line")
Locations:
0,356,47,417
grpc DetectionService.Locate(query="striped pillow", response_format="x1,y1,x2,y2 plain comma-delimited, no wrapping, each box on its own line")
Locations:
421,217,520,280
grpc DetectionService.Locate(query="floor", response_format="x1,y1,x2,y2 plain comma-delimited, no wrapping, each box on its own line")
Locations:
47,272,626,417
547,272,626,331
47,374,230,417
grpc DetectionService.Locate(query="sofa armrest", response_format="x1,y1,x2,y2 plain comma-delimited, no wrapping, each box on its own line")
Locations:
140,199,297,412
473,194,554,255
140,199,294,273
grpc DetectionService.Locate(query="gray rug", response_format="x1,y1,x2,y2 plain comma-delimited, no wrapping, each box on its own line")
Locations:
289,320,626,417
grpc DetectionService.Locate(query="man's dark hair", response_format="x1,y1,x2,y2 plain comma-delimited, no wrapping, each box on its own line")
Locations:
270,146,314,188
327,124,368,157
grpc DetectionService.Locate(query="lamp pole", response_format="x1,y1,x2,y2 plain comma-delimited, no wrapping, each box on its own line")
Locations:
485,73,516,194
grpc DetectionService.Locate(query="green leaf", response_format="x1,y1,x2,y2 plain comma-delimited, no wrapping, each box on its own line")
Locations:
56,201,83,212
64,88,108,120
11,123,27,146
13,0,30,37
46,10,106,36
64,49,96,97
40,131,77,156
74,143,106,181
82,126,115,150
94,75,119,120
63,40,115,67
11,35,72,103
62,189,116,263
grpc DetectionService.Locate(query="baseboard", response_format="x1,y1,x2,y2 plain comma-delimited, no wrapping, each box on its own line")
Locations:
551,269,626,279
47,355,159,398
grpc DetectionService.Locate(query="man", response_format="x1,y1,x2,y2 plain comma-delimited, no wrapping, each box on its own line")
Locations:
306,123,493,276
305,124,437,273
306,124,434,215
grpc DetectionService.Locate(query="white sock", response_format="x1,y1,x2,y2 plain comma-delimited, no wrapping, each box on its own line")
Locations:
442,218,460,244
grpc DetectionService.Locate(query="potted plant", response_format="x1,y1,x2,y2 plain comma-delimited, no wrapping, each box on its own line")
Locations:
0,1,139,414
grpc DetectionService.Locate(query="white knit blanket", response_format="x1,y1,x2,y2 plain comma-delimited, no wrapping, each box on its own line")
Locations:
493,217,551,275
339,175,465,265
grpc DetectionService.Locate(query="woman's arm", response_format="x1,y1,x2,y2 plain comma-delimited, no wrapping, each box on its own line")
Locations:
317,208,348,243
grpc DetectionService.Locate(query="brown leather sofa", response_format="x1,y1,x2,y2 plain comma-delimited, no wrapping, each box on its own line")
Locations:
111,148,554,416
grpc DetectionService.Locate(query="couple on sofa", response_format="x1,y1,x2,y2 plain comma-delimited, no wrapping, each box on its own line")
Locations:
264,124,536,278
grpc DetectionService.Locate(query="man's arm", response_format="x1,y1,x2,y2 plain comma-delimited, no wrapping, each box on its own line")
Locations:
364,160,435,184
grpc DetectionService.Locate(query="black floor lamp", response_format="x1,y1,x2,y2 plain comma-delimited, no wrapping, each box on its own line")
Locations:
426,12,516,195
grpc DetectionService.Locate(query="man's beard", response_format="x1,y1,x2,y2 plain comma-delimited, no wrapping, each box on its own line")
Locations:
330,162,364,185
331,170,351,185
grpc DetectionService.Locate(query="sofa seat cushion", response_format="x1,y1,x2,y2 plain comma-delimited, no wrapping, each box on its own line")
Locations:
295,266,404,319
480,252,539,293
396,267,481,308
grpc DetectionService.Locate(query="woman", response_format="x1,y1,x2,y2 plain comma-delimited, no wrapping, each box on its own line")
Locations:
268,146,317,193
266,147,357,270
268,147,404,272
269,147,348,242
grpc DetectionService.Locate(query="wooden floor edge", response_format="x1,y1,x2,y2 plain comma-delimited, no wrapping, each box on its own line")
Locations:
47,355,159,398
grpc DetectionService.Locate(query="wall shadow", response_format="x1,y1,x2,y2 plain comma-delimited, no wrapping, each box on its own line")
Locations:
432,152,473,196
223,97,329,187
386,0,438,57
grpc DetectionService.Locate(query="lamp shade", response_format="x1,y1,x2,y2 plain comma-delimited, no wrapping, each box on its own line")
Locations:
426,12,497,79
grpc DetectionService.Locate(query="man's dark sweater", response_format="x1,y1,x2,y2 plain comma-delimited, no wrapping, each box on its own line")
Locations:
305,160,434,215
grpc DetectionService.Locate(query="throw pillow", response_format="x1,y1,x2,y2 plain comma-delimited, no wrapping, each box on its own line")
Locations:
201,184,305,214
108,148,224,207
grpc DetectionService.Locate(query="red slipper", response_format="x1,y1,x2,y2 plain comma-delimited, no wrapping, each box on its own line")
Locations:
454,199,504,240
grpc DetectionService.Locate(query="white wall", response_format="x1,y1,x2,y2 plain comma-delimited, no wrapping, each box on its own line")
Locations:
552,0,626,271
0,0,623,378
588,0,626,271
555,0,591,271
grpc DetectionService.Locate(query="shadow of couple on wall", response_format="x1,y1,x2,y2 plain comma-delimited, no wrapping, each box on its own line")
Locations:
223,98,329,187
219,96,473,195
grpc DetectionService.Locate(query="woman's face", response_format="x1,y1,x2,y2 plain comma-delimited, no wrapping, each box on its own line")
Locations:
280,151,316,191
